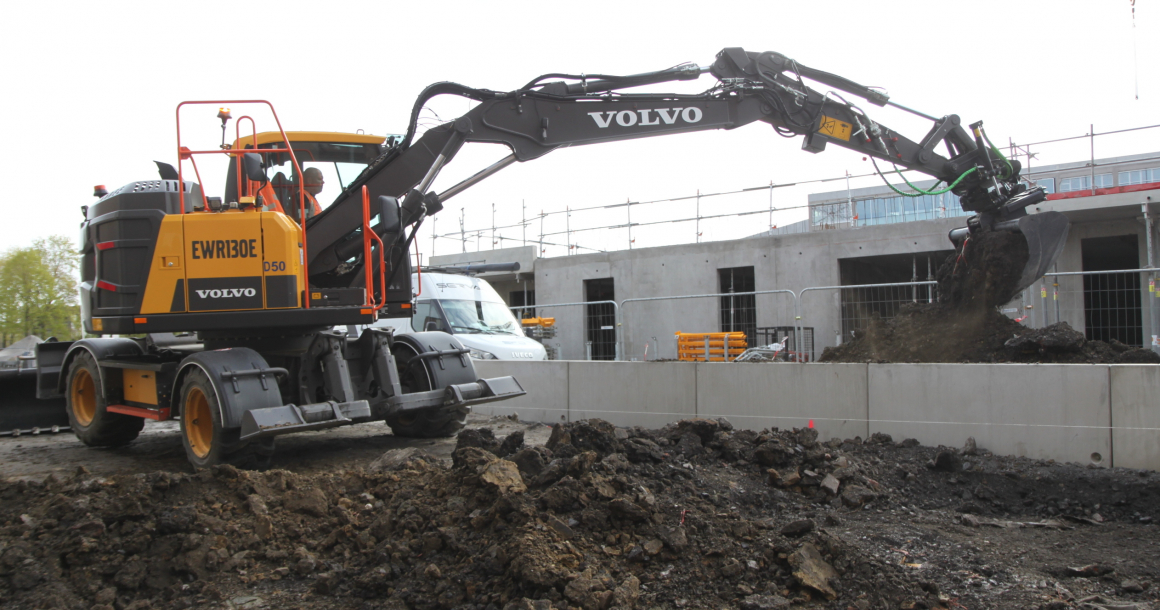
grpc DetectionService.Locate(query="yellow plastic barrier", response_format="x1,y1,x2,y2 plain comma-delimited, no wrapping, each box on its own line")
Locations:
675,332,747,362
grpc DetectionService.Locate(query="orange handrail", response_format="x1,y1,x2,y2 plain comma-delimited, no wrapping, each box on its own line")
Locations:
176,100,311,308
360,186,386,312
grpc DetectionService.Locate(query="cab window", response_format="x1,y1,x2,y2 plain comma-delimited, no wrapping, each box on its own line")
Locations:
255,141,380,216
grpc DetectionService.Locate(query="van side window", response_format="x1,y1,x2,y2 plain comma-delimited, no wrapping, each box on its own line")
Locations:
411,301,448,333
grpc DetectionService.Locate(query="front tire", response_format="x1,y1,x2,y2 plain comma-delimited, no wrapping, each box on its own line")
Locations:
386,339,469,438
386,409,468,438
66,351,143,447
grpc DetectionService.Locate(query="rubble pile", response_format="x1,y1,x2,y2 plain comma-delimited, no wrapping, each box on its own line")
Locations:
1,419,1158,610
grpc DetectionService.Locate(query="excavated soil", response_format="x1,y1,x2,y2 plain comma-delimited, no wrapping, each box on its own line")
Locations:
820,231,1160,364
2,418,1158,610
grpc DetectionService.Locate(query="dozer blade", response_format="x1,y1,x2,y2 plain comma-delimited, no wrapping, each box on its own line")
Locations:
1012,211,1069,294
0,369,69,436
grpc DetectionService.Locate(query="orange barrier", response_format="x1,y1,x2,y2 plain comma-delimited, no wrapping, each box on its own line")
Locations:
675,332,747,362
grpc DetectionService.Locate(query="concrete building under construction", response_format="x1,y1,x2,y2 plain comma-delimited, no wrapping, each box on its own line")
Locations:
432,151,1160,361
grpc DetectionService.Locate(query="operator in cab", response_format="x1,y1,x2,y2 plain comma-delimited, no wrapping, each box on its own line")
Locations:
300,167,325,219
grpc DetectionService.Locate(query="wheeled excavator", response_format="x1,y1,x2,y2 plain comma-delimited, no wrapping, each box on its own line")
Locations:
23,48,1066,468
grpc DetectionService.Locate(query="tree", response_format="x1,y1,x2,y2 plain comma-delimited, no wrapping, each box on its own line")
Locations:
0,236,81,346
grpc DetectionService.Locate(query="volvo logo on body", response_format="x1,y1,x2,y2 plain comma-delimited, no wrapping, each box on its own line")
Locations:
587,107,704,129
195,288,257,299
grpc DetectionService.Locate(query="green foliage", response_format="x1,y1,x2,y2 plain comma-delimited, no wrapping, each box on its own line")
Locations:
0,236,81,346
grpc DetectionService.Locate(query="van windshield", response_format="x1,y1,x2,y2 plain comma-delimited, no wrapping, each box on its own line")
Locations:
438,300,523,336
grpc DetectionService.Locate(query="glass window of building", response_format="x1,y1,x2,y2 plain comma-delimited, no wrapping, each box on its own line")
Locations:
1094,173,1113,189
1030,177,1055,193
1120,169,1146,185
1059,176,1091,192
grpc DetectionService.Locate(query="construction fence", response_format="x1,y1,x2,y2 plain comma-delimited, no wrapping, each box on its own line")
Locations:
518,269,1160,361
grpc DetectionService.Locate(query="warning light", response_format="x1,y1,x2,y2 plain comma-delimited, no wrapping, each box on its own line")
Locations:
217,108,232,121
93,185,108,198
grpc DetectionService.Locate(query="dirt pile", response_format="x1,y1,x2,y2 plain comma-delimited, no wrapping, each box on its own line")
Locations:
821,231,1160,363
820,309,1160,364
2,419,1158,610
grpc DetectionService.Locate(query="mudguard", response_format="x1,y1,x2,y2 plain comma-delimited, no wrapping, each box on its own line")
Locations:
392,331,478,390
54,338,144,397
173,348,285,430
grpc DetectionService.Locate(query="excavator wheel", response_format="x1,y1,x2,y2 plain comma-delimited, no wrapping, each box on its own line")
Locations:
65,351,144,447
178,369,273,470
386,409,468,439
385,340,469,438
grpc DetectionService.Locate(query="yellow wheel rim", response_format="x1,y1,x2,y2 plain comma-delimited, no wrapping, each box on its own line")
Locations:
184,387,213,459
70,369,96,427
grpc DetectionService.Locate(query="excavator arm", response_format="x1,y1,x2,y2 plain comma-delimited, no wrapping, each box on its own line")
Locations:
307,47,1066,302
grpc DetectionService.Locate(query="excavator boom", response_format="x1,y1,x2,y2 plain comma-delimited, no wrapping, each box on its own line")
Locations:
305,48,1066,304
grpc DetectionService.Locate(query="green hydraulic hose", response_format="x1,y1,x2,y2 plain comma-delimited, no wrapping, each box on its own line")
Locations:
871,156,977,198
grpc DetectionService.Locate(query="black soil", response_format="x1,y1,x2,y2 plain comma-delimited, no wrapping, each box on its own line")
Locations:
2,419,1158,610
820,231,1160,364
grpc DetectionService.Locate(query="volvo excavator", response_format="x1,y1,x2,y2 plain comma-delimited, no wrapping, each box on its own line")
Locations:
23,47,1066,468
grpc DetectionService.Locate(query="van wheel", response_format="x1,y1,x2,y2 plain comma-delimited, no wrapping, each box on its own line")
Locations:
66,352,143,447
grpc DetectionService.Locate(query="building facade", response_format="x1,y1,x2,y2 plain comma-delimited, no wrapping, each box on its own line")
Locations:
431,152,1160,360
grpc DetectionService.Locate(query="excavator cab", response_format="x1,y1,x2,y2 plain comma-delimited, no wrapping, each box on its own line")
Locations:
224,132,389,221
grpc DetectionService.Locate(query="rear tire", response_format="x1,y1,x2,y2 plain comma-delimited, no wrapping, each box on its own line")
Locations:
178,369,232,469
178,369,274,470
66,352,143,447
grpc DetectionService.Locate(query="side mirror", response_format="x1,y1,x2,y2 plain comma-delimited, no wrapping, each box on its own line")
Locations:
242,153,266,183
376,195,401,235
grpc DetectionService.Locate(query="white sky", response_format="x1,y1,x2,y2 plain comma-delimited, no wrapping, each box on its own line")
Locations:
3,0,1157,259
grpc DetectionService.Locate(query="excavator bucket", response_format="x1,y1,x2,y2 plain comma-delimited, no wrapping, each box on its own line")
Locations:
1011,211,1070,295
0,337,69,436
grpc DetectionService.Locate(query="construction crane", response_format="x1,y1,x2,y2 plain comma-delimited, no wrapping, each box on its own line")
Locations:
23,47,1065,469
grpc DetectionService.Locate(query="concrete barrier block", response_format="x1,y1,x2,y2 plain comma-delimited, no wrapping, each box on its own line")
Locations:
697,363,868,440
568,362,696,428
1109,365,1160,470
869,364,1110,465
472,360,569,424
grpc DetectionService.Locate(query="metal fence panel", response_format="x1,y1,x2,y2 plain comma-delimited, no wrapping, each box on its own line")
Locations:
1029,269,1158,348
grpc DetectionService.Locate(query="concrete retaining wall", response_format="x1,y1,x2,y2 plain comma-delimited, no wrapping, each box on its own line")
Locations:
868,364,1111,466
697,363,868,443
471,361,1158,470
1109,365,1160,469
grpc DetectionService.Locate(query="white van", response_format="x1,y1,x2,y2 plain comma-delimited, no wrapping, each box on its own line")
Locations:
373,271,548,361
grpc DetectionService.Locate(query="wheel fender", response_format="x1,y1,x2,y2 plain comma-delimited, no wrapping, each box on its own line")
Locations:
393,331,478,390
173,348,284,430
56,338,144,396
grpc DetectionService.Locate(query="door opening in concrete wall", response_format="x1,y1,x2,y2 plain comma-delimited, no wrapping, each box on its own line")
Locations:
837,251,949,343
509,289,535,320
718,267,757,347
1081,235,1142,346
584,278,617,360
